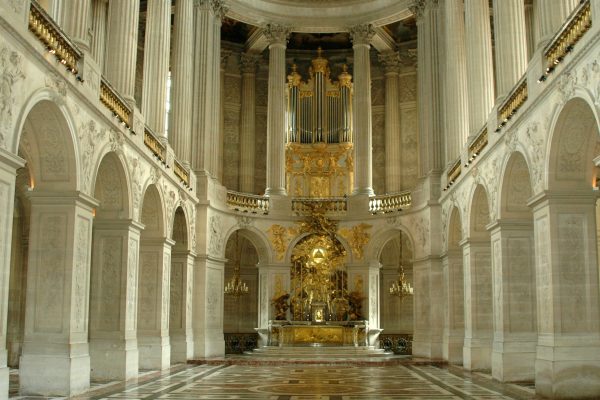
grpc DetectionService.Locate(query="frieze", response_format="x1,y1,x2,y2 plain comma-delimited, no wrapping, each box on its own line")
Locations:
0,44,25,149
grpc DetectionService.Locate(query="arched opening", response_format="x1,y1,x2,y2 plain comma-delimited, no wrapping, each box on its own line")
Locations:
169,207,193,363
88,152,137,381
534,97,600,398
223,229,259,354
379,230,413,355
138,184,171,370
492,151,536,382
443,206,464,364
463,185,492,371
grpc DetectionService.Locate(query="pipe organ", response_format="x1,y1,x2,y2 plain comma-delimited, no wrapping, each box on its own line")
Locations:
286,49,354,197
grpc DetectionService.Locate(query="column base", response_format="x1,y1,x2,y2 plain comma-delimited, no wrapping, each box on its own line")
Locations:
491,338,536,382
20,353,90,396
443,334,464,364
463,338,492,371
413,336,444,360
90,338,138,381
535,344,600,399
170,333,193,363
138,336,170,370
193,328,225,358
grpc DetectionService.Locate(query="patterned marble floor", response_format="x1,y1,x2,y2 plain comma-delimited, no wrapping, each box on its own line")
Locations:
9,363,538,400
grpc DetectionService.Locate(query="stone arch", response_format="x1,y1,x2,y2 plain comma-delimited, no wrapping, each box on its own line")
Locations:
16,97,79,192
171,206,189,252
367,226,416,263
499,151,533,220
92,152,132,220
224,226,271,266
546,97,600,191
469,184,491,239
447,206,463,251
140,184,166,238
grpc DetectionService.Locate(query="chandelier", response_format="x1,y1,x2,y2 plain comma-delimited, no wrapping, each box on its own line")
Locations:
389,234,413,298
224,232,249,297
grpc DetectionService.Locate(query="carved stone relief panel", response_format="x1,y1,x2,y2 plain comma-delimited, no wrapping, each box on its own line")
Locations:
206,267,222,328
170,263,184,330
0,44,25,150
401,107,418,190
138,251,159,330
372,112,385,194
254,112,267,192
399,73,417,103
126,238,138,331
473,251,492,334
98,236,122,332
72,216,90,333
223,108,240,190
371,77,385,106
208,215,223,257
506,236,535,333
161,253,170,331
35,214,66,333
535,216,551,333
39,124,68,182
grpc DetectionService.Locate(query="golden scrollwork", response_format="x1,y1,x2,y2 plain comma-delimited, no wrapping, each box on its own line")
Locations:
338,223,372,260
267,224,296,261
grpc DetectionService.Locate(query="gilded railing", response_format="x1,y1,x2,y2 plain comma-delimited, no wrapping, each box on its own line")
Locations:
28,0,81,78
540,0,592,81
467,126,488,165
445,158,462,190
173,160,190,187
144,127,166,163
496,76,528,131
226,191,269,214
292,197,347,215
100,78,132,128
368,191,412,214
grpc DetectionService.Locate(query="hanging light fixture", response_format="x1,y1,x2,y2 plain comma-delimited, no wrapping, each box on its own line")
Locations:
224,231,249,297
389,234,413,298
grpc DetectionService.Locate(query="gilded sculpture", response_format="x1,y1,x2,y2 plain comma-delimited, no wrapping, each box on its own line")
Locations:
338,223,372,260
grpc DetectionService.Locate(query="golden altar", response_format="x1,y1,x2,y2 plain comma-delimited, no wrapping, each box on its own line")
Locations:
269,321,368,347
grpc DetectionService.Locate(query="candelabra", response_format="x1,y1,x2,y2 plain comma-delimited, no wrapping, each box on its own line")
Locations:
389,235,413,298
224,232,249,297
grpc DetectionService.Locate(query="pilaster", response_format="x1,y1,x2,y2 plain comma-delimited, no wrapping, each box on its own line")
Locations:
442,250,464,364
170,251,195,363
535,0,578,49
90,0,108,71
239,52,261,193
412,256,444,359
57,0,91,52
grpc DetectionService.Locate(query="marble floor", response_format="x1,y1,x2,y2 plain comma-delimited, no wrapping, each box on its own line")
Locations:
9,361,538,400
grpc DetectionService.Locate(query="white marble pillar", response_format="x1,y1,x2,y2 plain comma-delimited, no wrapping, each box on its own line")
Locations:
535,0,578,49
239,52,261,194
488,220,536,382
443,0,469,162
412,257,444,359
0,150,25,398
169,251,195,363
524,3,538,61
138,238,173,370
57,0,91,51
531,193,600,399
378,51,402,193
442,250,464,364
20,193,96,396
493,0,528,99
217,51,232,183
413,0,444,178
105,0,140,103
462,239,493,371
257,265,290,328
89,220,142,381
90,0,108,71
169,0,194,164
264,24,290,196
192,256,226,357
349,24,375,196
191,0,225,177
465,0,495,136
141,0,171,137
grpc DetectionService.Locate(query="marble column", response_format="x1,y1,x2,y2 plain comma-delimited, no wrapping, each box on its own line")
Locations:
0,150,25,399
169,0,194,164
264,24,290,196
169,251,195,363
524,3,538,61
192,256,226,357
257,265,290,329
531,193,600,399
378,51,402,193
413,0,444,178
217,51,232,183
57,0,91,51
89,220,142,381
442,250,464,364
191,0,225,176
239,52,261,194
20,192,96,396
412,257,444,359
138,238,173,370
141,0,172,137
535,0,578,49
461,238,493,371
346,262,381,345
90,0,108,71
465,0,495,136
492,0,528,99
105,0,140,103
349,24,375,196
443,0,469,162
488,220,536,382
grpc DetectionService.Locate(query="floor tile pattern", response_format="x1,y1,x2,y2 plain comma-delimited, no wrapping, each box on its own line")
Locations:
9,363,537,400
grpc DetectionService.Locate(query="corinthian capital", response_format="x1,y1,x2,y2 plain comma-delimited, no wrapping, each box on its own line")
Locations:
263,23,291,45
378,51,400,73
194,0,228,20
349,24,375,46
409,0,426,20
240,52,262,74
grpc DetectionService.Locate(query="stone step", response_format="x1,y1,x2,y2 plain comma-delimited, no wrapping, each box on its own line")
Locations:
246,346,389,358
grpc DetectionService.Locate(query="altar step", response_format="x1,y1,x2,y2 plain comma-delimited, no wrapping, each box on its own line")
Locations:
247,345,388,358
